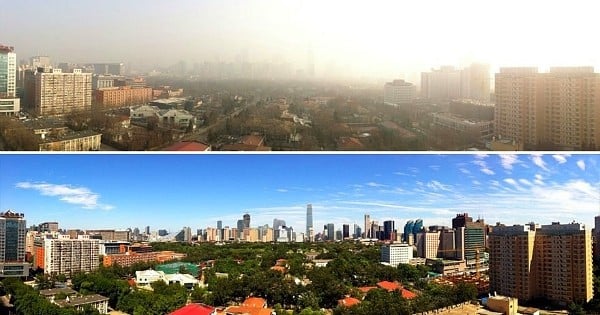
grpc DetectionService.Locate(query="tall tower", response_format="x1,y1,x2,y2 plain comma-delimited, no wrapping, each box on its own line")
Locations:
243,214,250,229
306,204,313,241
364,214,371,238
0,210,29,277
0,44,20,115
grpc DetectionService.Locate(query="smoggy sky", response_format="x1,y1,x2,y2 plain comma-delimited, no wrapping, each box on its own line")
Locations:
2,0,599,79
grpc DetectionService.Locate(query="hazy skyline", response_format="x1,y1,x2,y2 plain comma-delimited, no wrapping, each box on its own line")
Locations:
1,153,598,234
3,0,600,80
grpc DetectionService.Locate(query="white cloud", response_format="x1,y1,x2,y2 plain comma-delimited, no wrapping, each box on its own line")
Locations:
503,178,518,186
475,154,489,159
499,154,520,170
473,159,495,175
552,154,570,164
530,154,549,171
577,160,586,171
426,180,452,192
472,180,481,185
15,182,113,210
276,188,288,193
534,174,545,186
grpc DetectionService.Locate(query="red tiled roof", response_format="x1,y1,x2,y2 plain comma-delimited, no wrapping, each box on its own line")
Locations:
170,303,215,315
225,306,273,315
243,297,267,308
270,266,286,273
377,281,401,292
358,286,377,293
164,141,210,151
338,297,360,307
401,288,417,299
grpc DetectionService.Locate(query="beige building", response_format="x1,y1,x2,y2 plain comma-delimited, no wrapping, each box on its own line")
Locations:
494,67,600,150
417,231,440,259
27,68,92,116
94,86,152,108
489,223,592,305
39,130,101,151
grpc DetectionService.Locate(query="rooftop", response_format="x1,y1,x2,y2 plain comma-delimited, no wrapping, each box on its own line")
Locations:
170,304,215,315
164,141,210,151
54,294,108,308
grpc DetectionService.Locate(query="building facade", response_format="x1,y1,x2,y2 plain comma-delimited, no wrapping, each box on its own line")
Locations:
94,86,152,108
0,210,29,277
383,79,416,105
489,223,592,305
381,243,413,266
41,235,100,275
0,44,20,115
494,67,600,150
27,68,92,116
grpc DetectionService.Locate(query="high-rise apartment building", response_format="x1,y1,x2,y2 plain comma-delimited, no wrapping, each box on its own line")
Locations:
489,223,592,305
383,79,416,105
25,67,92,116
494,67,600,150
0,210,29,277
0,44,20,115
421,64,490,103
39,235,100,275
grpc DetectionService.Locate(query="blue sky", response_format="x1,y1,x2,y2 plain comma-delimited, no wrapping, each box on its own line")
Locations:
0,153,598,234
3,0,599,77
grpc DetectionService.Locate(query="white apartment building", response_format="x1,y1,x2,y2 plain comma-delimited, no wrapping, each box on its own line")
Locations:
43,235,99,275
381,243,413,266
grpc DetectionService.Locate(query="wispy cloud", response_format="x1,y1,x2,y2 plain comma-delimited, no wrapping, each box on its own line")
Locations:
530,154,549,171
473,159,495,175
499,154,520,170
577,160,586,171
15,182,113,210
552,154,570,164
426,180,452,192
459,168,471,175
366,182,386,188
276,188,288,193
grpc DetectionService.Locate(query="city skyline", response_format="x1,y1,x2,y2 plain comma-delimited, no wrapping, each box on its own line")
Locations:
2,0,600,79
0,153,597,233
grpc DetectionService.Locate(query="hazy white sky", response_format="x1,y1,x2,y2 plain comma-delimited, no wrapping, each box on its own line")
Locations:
2,0,599,78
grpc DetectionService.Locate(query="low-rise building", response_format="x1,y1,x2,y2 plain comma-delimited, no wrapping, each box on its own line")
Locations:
94,86,152,108
53,294,109,314
432,112,493,140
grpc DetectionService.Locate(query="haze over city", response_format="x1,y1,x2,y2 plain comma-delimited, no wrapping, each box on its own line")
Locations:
1,153,597,232
3,0,600,80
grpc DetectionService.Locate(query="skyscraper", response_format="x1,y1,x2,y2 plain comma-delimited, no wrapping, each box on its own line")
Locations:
403,220,414,243
326,223,335,241
383,220,395,241
243,214,250,229
342,224,350,239
306,204,313,241
0,44,20,115
0,210,29,277
236,220,244,239
217,220,223,242
364,214,371,238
